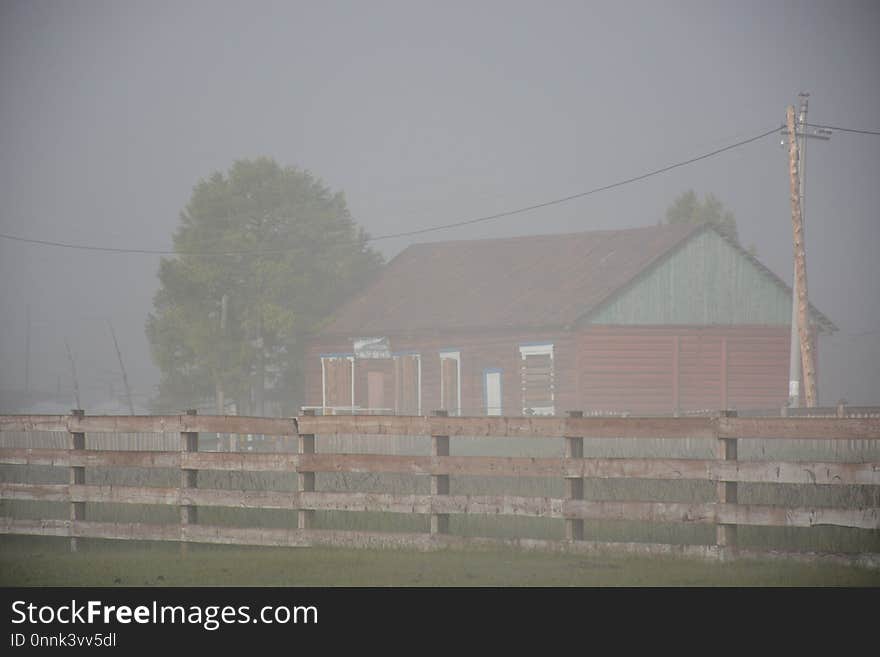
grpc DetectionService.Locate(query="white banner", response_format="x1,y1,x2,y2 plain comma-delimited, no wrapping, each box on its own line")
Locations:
353,337,391,359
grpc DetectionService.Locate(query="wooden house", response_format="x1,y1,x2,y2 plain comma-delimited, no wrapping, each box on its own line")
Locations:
304,223,835,416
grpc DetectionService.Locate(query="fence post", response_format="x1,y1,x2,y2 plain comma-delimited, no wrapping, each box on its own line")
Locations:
180,409,198,552
565,410,585,541
68,409,85,552
298,409,316,531
431,410,450,536
715,410,737,552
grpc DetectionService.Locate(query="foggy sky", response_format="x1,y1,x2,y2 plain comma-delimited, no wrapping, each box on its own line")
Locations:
1,0,878,410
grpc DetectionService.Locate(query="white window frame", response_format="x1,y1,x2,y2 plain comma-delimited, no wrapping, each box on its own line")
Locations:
519,343,555,416
320,354,356,414
483,368,503,417
439,350,461,416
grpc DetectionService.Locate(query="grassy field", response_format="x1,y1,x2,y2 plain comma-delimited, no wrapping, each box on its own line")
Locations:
1,536,878,587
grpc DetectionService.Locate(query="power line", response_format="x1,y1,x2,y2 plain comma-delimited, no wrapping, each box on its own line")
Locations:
367,125,782,242
0,233,180,255
826,327,880,339
0,124,782,257
849,328,880,338
806,122,880,137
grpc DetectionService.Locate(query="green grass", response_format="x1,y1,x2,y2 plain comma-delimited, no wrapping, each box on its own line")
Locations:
1,536,878,587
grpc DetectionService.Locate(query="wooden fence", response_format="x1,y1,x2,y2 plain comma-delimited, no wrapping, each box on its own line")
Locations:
1,410,878,568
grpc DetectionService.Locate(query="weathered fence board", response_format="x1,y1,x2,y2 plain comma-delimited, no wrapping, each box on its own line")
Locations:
4,482,877,530
5,448,873,485
0,416,69,433
0,414,297,436
719,417,880,440
298,453,880,486
0,448,300,472
5,413,878,441
297,414,720,439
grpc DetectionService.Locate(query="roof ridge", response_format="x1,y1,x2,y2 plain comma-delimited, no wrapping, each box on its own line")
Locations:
400,222,695,250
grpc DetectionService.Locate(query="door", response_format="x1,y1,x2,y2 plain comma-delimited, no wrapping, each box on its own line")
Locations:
367,371,385,413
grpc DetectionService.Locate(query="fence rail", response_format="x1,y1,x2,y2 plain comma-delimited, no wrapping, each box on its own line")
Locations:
1,410,878,567
3,412,879,440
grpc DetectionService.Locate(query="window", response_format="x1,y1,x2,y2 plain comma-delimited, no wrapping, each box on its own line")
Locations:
484,368,503,416
439,350,461,416
519,343,554,415
394,353,421,415
321,355,355,413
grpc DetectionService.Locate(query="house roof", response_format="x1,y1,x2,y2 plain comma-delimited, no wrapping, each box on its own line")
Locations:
323,223,836,336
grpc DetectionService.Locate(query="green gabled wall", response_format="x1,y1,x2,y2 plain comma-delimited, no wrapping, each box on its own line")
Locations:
588,228,792,326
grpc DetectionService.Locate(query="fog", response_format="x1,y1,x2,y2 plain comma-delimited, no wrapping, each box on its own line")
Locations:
1,0,878,412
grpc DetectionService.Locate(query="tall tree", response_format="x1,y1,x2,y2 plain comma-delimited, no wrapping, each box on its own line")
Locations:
665,190,740,244
146,158,383,415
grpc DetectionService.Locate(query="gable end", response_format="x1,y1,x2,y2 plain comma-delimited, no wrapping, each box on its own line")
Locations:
583,226,836,332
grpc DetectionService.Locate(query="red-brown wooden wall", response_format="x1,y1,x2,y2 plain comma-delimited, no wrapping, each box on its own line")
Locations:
305,325,795,416
578,326,791,413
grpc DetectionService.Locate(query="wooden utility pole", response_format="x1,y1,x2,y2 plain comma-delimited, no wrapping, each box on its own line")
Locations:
785,105,817,407
784,92,830,407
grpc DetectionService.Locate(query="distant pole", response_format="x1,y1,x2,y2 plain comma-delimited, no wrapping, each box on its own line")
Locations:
216,294,227,417
217,294,231,451
256,312,265,417
65,339,82,410
107,319,135,414
785,105,817,407
215,294,229,415
25,305,31,395
247,302,266,417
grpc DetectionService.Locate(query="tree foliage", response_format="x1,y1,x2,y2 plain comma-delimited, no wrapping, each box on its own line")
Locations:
146,158,383,415
665,190,740,244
